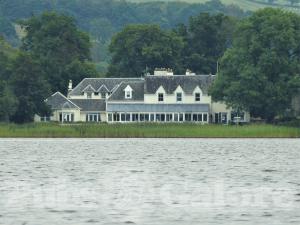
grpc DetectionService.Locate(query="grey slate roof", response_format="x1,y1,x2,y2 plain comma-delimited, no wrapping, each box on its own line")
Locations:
97,85,109,93
70,99,106,112
45,92,79,110
82,84,96,93
69,78,143,96
108,81,144,102
107,103,209,113
144,75,215,95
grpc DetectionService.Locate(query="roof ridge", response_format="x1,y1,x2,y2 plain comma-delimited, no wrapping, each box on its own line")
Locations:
84,77,144,80
107,81,124,100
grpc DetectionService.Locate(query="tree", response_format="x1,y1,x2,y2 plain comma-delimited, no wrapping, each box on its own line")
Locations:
176,13,237,74
210,8,300,122
10,53,51,123
0,81,18,122
108,24,184,77
19,12,97,93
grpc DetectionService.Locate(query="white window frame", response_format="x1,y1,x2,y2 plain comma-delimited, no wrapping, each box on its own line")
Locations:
125,90,132,99
158,93,164,102
176,93,182,102
195,93,201,102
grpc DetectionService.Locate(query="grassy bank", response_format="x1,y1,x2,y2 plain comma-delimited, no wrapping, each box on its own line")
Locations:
0,123,299,138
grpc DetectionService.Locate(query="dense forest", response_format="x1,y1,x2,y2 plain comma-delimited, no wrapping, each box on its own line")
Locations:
0,0,247,72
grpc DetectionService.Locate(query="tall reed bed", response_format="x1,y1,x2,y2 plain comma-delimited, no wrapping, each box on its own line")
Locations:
0,123,299,138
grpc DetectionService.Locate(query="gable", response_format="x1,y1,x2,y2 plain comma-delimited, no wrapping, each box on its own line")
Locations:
193,86,203,95
97,85,109,93
45,92,80,110
69,78,143,96
174,85,184,93
82,84,96,93
156,86,166,94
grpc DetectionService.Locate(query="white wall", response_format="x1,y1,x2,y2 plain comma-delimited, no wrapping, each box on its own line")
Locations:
144,85,211,104
51,109,81,122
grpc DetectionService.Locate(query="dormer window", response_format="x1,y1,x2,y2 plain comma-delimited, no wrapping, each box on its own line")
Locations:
101,93,106,99
195,93,201,102
158,93,164,102
124,85,133,99
125,91,131,99
176,93,182,102
87,93,92,99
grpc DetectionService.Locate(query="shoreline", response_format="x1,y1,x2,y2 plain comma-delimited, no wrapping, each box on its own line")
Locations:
0,123,299,138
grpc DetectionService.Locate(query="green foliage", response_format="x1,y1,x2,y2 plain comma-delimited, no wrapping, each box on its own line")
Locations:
0,123,299,138
210,8,300,122
0,36,18,60
0,81,18,122
19,12,98,93
10,53,51,123
108,24,184,77
0,39,18,122
176,13,237,74
0,0,247,68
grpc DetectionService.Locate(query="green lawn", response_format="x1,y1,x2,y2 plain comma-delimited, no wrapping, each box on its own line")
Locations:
0,123,299,138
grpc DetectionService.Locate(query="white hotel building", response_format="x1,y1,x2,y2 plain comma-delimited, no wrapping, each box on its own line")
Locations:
40,69,250,124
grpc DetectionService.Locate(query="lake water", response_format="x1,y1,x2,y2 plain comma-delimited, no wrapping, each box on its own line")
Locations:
0,138,300,225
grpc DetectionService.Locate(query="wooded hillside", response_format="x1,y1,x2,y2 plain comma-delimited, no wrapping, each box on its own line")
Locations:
0,0,247,72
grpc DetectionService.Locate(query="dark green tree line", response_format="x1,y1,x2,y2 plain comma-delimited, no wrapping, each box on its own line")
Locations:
108,24,184,77
0,12,97,123
20,12,98,93
210,8,300,121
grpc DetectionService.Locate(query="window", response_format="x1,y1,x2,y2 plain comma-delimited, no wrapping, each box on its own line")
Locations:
179,113,184,122
203,114,208,122
176,93,182,102
192,114,203,122
140,114,145,122
87,93,92,99
156,114,161,121
124,85,133,99
166,114,173,122
101,93,106,99
174,113,179,122
60,113,74,122
86,113,100,122
150,114,155,122
108,114,113,122
125,91,132,99
185,113,192,122
113,113,120,122
126,113,131,122
158,93,164,102
195,93,201,102
121,113,126,122
193,114,198,122
132,113,139,122
198,114,203,122
145,114,150,122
